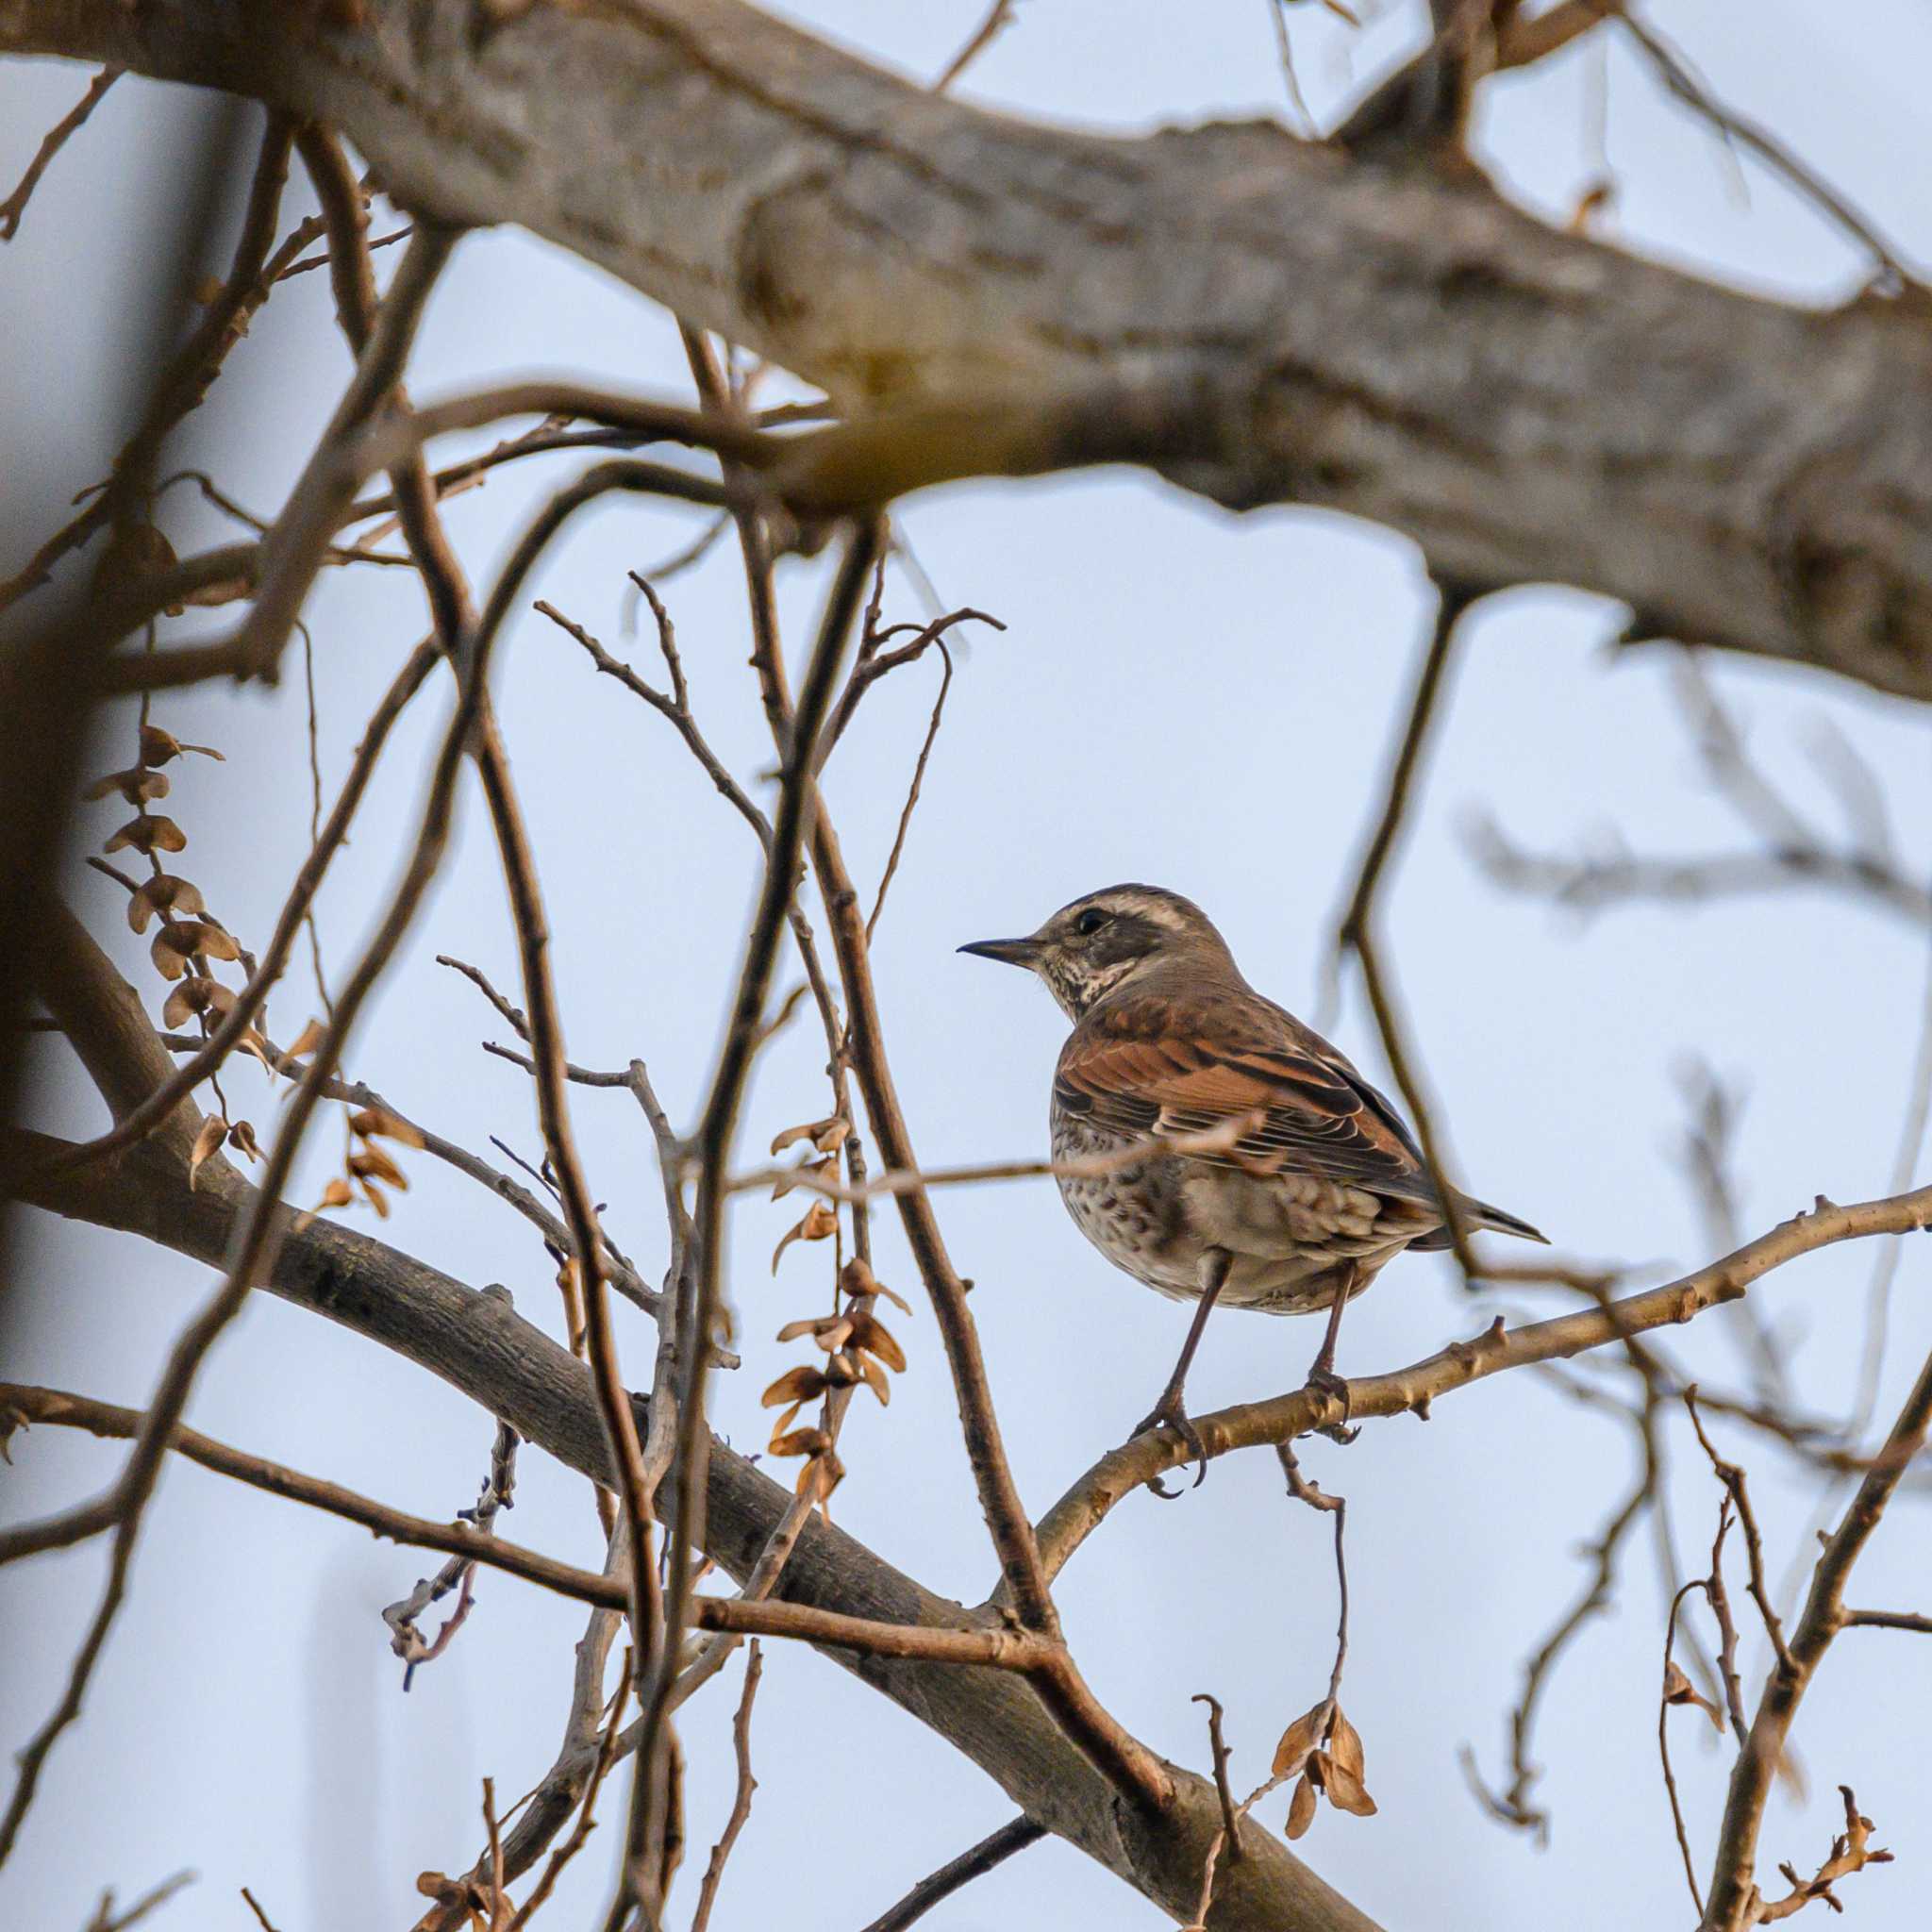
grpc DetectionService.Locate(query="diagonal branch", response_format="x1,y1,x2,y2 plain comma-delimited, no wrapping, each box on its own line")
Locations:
1032,1183,1932,1586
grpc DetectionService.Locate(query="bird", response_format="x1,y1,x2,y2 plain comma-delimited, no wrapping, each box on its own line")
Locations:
960,883,1545,1483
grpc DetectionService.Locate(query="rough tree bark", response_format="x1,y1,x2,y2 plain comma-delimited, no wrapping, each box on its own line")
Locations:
3,0,1931,701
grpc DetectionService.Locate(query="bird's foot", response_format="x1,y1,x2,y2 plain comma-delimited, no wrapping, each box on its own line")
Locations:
1130,1395,1209,1496
1301,1366,1359,1445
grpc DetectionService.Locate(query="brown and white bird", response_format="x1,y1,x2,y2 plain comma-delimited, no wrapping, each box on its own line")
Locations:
961,884,1544,1478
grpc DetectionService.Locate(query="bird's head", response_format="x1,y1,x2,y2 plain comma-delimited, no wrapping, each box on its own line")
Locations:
959,883,1236,1019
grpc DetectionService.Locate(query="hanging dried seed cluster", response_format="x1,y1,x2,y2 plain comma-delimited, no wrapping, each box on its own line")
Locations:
84,653,261,1188
761,1113,911,1505
1271,1701,1376,1840
766,1111,849,1270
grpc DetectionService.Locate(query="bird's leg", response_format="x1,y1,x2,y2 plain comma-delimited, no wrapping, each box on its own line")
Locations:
1302,1265,1360,1444
1132,1249,1231,1493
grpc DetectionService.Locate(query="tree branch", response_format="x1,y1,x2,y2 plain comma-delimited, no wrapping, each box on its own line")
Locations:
1032,1185,1932,1585
7,0,1932,698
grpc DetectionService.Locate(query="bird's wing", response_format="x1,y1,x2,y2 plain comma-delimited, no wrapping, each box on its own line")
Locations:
1053,990,1439,1205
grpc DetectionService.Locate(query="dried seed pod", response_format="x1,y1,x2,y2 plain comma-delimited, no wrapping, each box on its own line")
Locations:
152,919,240,980
125,874,204,933
282,1018,326,1061
848,1310,906,1374
347,1106,426,1149
86,767,171,805
226,1120,261,1162
1271,1704,1326,1780
1330,1708,1365,1783
138,724,224,767
105,813,187,857
767,1424,831,1459
841,1254,912,1314
348,1144,408,1191
161,976,234,1028
1317,1751,1376,1819
770,1200,838,1273
760,1365,827,1410
770,1115,845,1157
188,1115,226,1187
1285,1773,1317,1840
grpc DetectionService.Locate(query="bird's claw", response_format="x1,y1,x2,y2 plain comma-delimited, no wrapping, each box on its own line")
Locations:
1302,1366,1359,1445
1132,1398,1209,1493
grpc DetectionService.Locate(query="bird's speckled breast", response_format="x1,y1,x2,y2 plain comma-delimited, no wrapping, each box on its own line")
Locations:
1050,1107,1200,1300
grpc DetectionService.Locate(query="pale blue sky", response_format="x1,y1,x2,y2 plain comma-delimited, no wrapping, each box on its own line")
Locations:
4,6,1930,1928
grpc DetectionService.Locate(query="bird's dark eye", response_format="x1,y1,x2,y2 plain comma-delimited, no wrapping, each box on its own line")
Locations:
1074,908,1109,937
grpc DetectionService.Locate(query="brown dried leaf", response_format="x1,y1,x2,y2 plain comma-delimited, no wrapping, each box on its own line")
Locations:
858,1354,890,1406
104,813,187,856
358,1176,391,1219
348,1106,426,1149
760,1364,827,1409
1319,1751,1377,1819
841,1255,912,1314
86,767,170,804
1286,1773,1317,1840
1330,1707,1365,1783
849,1310,906,1373
811,1117,852,1154
138,724,225,767
1271,1703,1326,1779
767,1425,830,1460
770,1200,838,1272
188,1115,226,1188
284,1017,326,1061
770,1153,834,1201
1663,1661,1724,1730
125,874,203,933
188,921,240,962
795,1450,846,1501
154,919,238,976
150,930,191,982
160,977,220,1028
349,1144,408,1191
317,1177,354,1210
235,1029,275,1074
771,1115,843,1157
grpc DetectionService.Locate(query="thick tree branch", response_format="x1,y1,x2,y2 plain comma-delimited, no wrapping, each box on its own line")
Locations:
6,0,1932,698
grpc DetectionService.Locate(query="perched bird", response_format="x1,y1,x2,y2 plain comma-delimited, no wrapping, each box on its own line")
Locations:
961,884,1544,1480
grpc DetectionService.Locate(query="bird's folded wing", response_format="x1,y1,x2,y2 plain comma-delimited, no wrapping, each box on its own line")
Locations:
1053,994,1438,1204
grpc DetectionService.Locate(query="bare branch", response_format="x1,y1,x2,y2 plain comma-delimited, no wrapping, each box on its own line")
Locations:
689,1643,761,1932
0,64,120,241
1034,1184,1932,1583
855,1816,1046,1932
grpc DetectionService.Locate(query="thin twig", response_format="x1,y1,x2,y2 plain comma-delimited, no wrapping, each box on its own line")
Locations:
932,0,1019,93
689,1643,762,1932
856,1817,1046,1932
1332,580,1482,1276
0,66,121,241
80,1868,193,1932
1660,1579,1710,1919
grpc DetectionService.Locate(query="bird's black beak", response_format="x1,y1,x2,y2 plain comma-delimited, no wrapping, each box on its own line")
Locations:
958,936,1042,969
